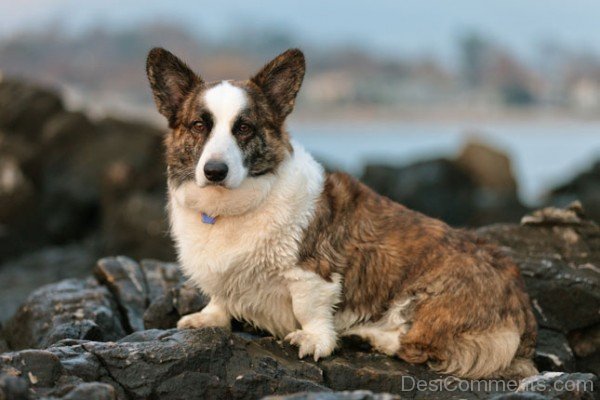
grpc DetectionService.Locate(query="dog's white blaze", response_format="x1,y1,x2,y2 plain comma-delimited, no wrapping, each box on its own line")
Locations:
196,81,248,188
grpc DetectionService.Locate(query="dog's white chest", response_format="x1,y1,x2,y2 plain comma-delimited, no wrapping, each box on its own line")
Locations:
171,205,303,336
169,143,325,338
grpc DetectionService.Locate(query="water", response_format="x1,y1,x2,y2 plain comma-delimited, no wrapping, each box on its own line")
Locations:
289,120,600,205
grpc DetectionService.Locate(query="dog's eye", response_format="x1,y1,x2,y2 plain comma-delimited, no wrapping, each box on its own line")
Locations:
191,120,206,133
236,123,253,138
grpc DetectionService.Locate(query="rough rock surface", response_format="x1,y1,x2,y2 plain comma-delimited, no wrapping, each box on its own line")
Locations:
478,205,600,334
3,278,126,350
0,205,598,399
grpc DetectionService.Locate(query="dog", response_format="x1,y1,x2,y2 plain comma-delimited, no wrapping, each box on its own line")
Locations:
146,47,538,379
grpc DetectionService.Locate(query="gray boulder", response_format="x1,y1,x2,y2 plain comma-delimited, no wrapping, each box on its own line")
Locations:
3,278,126,350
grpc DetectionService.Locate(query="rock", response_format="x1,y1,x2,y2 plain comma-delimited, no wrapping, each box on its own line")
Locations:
456,140,517,194
3,327,597,400
362,159,478,226
569,324,600,359
1,205,599,399
61,382,117,400
94,257,148,332
140,259,181,301
2,329,332,399
0,80,64,140
0,156,34,224
0,373,30,400
0,153,39,262
361,156,527,227
516,372,598,400
535,329,575,372
263,392,401,400
101,192,173,261
547,160,600,223
4,278,126,350
521,201,586,226
95,118,173,261
0,349,63,388
477,208,600,333
144,280,209,330
93,256,208,331
0,244,98,322
569,324,600,375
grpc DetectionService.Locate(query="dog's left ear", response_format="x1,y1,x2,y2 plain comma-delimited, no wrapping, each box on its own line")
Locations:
251,48,305,120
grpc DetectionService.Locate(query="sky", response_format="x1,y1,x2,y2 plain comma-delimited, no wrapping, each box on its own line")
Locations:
2,0,600,63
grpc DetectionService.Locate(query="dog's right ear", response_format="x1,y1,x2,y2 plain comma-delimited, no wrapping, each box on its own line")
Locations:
146,47,201,127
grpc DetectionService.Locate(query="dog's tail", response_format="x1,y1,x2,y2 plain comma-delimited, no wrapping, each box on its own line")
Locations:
400,324,538,379
428,327,523,379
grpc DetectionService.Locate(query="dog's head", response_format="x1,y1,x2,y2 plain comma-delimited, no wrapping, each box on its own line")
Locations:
146,48,305,196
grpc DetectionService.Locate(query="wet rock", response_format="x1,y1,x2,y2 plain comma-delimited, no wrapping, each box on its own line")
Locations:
61,382,117,400
4,278,126,350
143,291,180,330
263,392,401,400
477,208,600,332
94,257,147,332
0,329,324,399
516,372,598,400
0,349,63,387
143,280,209,330
0,243,97,322
535,329,575,372
0,325,598,400
153,371,225,400
548,160,600,223
140,259,181,301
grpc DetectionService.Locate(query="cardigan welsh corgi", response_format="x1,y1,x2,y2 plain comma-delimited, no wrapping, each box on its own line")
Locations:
146,47,538,379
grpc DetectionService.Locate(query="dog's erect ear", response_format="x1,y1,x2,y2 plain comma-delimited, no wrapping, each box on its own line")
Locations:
146,47,201,127
251,48,305,120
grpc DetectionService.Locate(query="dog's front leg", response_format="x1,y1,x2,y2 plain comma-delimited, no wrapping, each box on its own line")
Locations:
284,269,341,361
177,297,231,330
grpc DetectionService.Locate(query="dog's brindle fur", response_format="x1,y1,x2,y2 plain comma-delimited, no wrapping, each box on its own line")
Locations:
146,47,537,379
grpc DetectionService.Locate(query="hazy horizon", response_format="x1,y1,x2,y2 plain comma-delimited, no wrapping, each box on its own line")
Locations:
3,0,600,65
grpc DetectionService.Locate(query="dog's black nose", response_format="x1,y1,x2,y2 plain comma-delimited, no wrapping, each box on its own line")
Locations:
204,160,229,182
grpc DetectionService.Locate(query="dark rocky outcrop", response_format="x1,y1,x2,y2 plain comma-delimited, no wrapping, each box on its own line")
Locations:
3,278,126,350
478,204,600,335
0,79,173,270
0,205,597,399
547,161,600,224
361,141,528,227
0,80,176,324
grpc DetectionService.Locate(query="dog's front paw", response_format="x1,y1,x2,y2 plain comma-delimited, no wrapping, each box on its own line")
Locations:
177,311,230,330
285,329,337,361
